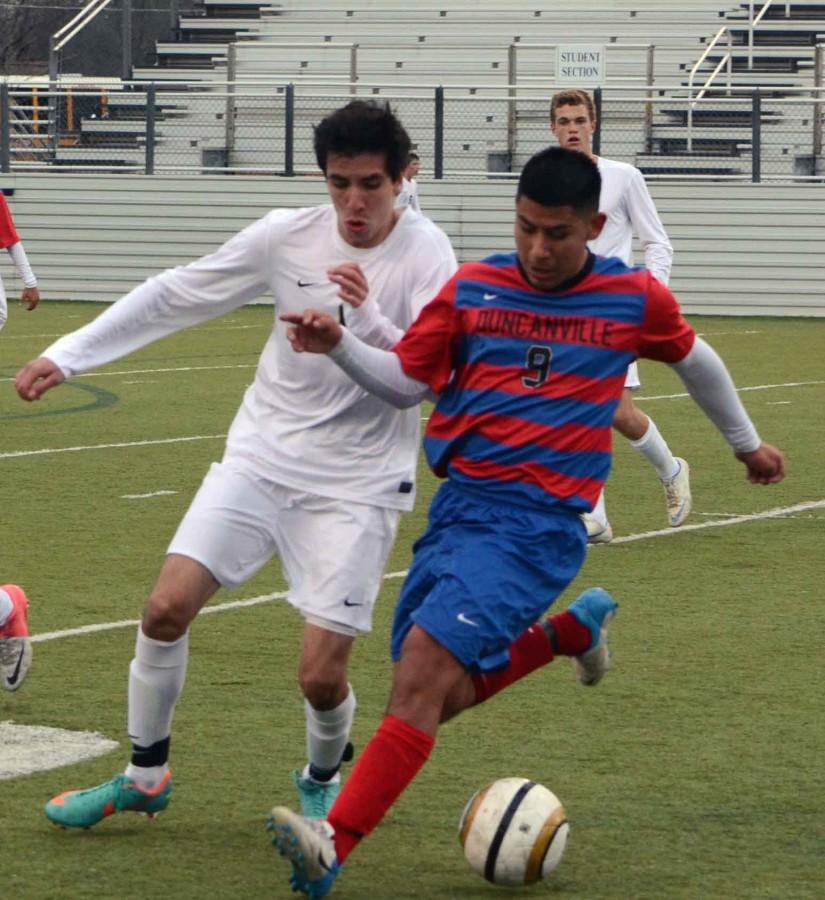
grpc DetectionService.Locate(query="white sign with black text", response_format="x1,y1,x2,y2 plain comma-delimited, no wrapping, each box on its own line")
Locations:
556,45,606,86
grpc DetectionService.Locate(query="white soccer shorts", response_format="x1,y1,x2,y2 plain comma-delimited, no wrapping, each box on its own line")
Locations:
168,460,400,636
624,361,641,390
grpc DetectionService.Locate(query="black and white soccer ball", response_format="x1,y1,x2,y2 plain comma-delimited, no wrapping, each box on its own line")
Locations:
458,777,569,887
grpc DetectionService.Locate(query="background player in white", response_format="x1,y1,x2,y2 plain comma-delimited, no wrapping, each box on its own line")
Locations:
395,152,421,212
551,89,690,543
16,100,458,829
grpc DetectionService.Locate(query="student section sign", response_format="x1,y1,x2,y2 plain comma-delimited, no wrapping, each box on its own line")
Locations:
556,45,606,86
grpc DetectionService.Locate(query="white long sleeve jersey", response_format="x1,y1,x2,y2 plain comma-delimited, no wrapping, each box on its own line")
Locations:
589,156,673,284
42,205,458,511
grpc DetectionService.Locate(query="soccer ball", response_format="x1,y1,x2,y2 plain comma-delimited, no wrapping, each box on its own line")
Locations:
458,777,569,887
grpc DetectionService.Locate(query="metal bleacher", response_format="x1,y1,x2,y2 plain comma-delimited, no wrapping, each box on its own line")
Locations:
11,1,822,179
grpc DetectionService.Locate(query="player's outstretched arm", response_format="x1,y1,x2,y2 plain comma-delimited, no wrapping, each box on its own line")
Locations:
281,309,343,353
283,311,429,409
670,337,785,485
16,357,66,401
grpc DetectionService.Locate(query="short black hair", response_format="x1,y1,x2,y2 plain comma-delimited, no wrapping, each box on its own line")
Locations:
314,101,411,181
517,146,601,216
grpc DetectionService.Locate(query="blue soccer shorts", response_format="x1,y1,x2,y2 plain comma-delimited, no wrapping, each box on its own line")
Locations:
390,481,587,672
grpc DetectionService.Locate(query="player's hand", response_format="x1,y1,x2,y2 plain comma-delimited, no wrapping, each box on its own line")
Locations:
20,286,40,311
735,443,786,485
281,309,343,354
15,357,66,401
328,263,368,308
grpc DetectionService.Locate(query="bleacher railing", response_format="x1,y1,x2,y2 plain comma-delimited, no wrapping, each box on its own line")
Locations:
1,80,823,183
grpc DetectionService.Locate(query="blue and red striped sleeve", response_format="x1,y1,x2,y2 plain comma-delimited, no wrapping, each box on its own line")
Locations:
637,273,696,363
393,272,461,393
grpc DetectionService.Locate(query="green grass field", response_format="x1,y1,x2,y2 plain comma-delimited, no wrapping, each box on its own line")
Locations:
1,302,824,899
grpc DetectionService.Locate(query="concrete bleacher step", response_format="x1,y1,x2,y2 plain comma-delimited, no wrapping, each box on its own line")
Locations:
177,17,262,36
635,153,748,177
200,0,282,17
156,42,231,60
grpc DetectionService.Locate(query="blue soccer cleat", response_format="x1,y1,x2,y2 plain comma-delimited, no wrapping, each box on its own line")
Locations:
566,588,619,686
266,806,341,898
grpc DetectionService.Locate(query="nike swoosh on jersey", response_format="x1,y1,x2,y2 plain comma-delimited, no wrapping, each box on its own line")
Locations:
5,645,26,687
343,598,364,607
456,612,480,627
297,280,319,287
483,292,498,300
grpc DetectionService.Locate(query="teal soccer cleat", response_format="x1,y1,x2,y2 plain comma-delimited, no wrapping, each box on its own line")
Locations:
293,769,341,820
44,771,172,829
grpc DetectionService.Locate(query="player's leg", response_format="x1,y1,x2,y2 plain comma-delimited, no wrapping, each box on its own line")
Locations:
581,489,612,543
267,626,464,897
277,493,400,819
43,554,217,829
613,373,692,526
294,624,356,819
0,584,32,691
44,461,280,829
267,484,592,894
0,275,8,332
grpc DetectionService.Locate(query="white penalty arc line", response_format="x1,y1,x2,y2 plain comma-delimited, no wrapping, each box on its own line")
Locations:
29,504,822,645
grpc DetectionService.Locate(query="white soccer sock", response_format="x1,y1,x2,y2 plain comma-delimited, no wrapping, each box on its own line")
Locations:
127,627,189,780
589,490,608,527
125,762,169,789
305,685,356,775
629,419,680,481
0,590,13,627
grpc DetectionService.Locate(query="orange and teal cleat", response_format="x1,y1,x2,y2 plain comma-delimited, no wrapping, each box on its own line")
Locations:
0,584,32,692
45,771,172,829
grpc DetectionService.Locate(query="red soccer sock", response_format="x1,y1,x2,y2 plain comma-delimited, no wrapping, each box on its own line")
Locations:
548,609,592,656
328,715,435,864
471,623,555,704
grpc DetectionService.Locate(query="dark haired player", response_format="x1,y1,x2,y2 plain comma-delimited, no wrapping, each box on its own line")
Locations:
17,100,457,828
268,146,784,898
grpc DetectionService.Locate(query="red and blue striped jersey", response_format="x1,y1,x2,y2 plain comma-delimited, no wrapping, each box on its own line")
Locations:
393,252,695,513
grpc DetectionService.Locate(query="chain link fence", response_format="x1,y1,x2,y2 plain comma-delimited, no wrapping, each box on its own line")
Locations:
2,81,824,182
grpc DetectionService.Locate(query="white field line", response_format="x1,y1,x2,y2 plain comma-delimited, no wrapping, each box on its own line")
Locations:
604,500,825,545
0,363,257,383
121,490,179,500
1,324,262,342
30,570,410,644
638,380,825,402
28,505,821,645
695,330,762,337
1,378,820,462
0,434,226,460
